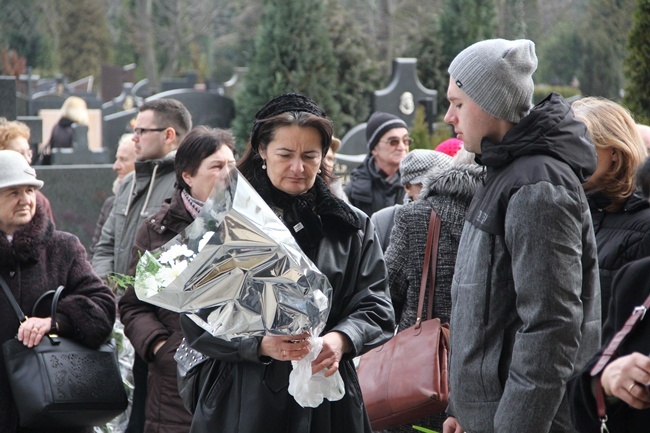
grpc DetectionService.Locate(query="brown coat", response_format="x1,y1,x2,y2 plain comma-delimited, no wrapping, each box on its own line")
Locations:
119,190,193,433
0,204,116,433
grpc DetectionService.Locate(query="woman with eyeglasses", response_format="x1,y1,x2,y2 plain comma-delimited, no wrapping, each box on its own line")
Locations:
344,112,411,217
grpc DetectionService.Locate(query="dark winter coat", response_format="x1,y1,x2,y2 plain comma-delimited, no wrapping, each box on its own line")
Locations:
119,190,194,433
384,163,482,433
588,190,650,324
181,177,396,433
344,156,405,217
568,256,650,433
48,118,75,149
448,93,601,433
0,205,116,433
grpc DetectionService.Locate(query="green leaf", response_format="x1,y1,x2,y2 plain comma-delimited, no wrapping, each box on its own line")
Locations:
412,426,439,433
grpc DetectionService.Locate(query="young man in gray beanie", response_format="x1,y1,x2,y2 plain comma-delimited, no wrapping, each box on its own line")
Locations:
344,111,409,217
442,39,601,433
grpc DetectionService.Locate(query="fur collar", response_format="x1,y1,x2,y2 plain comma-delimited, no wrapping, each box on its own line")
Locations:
0,205,53,265
421,163,483,201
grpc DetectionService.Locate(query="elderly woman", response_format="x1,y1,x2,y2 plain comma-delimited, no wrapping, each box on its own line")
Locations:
180,93,395,433
572,97,650,323
0,150,115,432
118,126,236,433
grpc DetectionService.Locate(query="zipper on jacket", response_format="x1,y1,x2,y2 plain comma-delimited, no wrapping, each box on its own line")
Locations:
483,234,495,326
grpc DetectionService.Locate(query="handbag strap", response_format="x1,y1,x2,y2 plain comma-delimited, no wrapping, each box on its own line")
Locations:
0,274,27,323
416,208,441,328
32,286,65,338
590,292,650,430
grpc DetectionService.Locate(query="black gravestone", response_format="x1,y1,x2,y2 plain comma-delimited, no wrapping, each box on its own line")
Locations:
103,108,138,156
35,164,115,253
0,76,17,120
146,89,235,129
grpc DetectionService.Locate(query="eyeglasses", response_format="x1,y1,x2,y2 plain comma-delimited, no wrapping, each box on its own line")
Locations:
133,127,167,137
380,137,413,147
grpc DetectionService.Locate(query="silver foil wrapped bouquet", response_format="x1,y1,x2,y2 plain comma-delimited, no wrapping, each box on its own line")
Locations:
134,167,343,406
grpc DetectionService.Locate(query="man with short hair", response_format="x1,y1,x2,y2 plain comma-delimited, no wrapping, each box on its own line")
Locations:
344,112,410,217
93,99,192,278
92,98,191,433
441,39,601,433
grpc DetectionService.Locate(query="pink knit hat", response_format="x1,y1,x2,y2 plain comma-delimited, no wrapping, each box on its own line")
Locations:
435,138,463,157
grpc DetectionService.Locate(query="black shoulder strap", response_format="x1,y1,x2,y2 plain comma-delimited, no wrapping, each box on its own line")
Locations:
0,274,27,323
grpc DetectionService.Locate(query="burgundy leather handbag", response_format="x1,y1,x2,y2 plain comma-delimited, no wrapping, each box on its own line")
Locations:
357,208,450,431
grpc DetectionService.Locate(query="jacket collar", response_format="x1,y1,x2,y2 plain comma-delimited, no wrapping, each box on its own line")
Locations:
477,93,597,183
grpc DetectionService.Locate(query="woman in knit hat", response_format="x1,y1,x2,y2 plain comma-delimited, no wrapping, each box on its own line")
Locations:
344,111,410,217
0,150,115,433
180,93,395,433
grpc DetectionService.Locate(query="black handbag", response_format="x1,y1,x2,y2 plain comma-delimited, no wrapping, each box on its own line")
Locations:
0,278,128,429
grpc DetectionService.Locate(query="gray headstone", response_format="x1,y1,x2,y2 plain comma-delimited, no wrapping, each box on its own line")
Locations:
0,76,17,120
373,58,438,125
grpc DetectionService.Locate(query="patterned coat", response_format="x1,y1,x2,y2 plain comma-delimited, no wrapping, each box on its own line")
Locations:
383,163,482,433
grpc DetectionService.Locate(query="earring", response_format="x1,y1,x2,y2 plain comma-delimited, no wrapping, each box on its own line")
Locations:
317,168,322,174
262,160,267,170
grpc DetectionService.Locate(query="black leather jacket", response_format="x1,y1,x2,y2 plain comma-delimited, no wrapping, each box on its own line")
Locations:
181,181,395,433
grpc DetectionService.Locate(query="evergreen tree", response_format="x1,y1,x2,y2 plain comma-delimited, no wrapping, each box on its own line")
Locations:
498,0,527,39
327,0,383,135
58,0,111,81
623,0,650,124
579,0,635,99
232,0,340,150
439,0,497,68
536,22,583,86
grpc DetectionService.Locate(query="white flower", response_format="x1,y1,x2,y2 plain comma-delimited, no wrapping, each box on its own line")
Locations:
198,231,214,252
159,244,195,265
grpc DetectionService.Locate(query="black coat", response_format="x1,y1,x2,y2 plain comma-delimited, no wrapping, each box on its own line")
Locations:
344,156,405,217
0,205,116,433
568,256,650,432
589,190,650,323
181,179,396,433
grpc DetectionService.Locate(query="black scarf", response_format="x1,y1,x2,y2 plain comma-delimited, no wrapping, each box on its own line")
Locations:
248,174,361,259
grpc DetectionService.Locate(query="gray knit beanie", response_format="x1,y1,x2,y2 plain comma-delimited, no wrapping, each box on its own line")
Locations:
448,39,537,123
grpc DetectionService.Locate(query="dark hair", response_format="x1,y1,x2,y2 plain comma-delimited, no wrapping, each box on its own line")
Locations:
175,126,236,191
139,99,193,139
237,111,333,185
637,156,650,200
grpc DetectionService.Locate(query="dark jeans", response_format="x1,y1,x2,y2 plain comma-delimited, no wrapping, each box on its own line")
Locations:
125,354,148,433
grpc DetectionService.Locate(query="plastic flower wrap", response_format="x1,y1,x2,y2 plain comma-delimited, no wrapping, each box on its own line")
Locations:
135,167,342,406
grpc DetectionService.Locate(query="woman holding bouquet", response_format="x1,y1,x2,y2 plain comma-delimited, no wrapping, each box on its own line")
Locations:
119,126,236,433
181,93,396,433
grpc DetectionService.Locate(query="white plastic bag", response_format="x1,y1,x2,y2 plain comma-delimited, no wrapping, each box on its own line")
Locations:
288,333,345,407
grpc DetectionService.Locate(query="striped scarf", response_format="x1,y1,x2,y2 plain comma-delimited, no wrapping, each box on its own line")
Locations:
181,189,204,219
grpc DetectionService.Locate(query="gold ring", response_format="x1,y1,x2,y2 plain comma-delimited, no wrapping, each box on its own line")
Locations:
628,382,636,392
